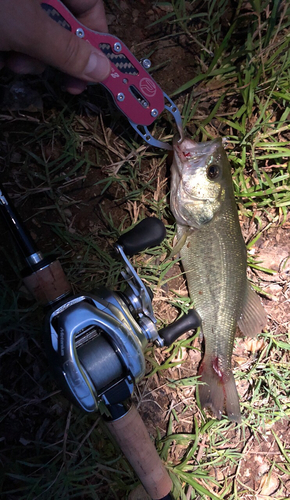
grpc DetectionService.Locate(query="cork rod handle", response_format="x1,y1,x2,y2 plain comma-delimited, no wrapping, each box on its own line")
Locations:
106,405,172,500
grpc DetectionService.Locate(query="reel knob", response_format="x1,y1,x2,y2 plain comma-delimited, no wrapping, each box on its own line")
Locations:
117,217,166,256
159,309,201,346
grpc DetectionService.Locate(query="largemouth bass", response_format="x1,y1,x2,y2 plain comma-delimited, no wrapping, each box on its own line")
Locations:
170,137,267,422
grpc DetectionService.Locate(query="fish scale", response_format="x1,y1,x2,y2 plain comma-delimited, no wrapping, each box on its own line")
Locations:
171,137,267,422
179,207,247,363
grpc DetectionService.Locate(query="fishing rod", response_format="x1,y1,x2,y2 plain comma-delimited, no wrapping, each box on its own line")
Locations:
0,181,200,500
0,183,72,304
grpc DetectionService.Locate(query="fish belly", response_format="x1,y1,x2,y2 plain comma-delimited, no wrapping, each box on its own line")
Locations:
178,209,247,422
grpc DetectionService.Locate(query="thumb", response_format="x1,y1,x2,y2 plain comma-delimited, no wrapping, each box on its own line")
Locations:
25,4,111,82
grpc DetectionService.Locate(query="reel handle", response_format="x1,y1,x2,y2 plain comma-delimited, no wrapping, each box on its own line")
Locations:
117,218,166,256
159,309,201,346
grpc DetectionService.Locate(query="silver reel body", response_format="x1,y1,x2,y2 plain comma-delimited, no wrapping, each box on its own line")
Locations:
44,218,200,412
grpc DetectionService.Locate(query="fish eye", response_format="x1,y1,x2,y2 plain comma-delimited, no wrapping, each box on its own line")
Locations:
207,164,220,180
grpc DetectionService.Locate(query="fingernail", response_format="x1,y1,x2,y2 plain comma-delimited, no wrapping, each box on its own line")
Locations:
84,51,111,82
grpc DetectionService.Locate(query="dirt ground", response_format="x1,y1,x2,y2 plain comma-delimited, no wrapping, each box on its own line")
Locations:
0,1,290,499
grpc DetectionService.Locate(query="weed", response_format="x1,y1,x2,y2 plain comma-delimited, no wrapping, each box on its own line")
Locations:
1,1,290,499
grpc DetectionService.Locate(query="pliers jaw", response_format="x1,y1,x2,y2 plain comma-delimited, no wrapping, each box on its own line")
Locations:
129,92,183,151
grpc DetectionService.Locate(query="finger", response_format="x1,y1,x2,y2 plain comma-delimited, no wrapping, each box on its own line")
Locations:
63,0,108,32
6,53,46,74
63,75,87,94
62,0,108,93
5,1,111,83
36,8,111,82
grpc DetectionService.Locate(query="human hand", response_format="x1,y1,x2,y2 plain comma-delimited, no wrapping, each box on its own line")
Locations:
0,0,111,94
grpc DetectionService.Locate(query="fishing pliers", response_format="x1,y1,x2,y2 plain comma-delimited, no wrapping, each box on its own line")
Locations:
41,0,183,150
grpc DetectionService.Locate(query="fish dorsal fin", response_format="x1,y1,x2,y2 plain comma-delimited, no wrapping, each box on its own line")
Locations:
238,282,267,337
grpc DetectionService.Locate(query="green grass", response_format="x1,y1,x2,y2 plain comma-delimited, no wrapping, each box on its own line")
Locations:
1,1,290,499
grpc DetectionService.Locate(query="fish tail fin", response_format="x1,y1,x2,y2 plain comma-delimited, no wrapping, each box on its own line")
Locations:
198,359,241,423
224,372,241,423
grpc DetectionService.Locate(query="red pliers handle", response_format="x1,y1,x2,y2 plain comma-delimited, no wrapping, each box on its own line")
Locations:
41,0,183,150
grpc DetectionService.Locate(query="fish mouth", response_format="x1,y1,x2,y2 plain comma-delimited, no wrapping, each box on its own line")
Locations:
171,136,223,203
173,136,222,164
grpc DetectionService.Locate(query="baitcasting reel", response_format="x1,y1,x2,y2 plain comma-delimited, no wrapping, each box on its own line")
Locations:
0,185,200,499
44,218,200,413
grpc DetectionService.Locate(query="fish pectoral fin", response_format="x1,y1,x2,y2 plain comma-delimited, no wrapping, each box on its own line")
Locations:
168,229,192,259
238,281,267,338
